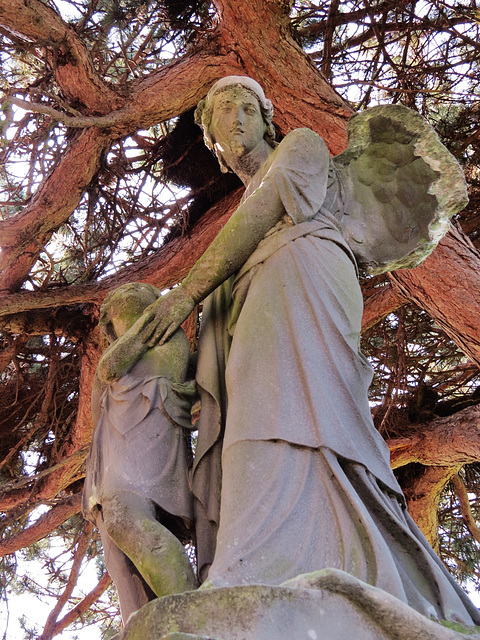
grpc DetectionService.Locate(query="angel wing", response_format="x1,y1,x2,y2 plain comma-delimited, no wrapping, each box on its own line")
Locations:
333,104,468,275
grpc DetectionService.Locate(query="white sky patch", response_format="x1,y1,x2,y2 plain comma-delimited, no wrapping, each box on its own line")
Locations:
1,552,108,640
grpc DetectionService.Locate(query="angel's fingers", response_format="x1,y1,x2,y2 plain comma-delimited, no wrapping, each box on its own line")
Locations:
147,322,176,348
137,309,155,330
158,324,175,346
146,325,165,348
138,321,157,344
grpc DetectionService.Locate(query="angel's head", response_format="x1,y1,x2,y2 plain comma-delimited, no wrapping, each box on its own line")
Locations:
195,76,276,173
100,282,160,343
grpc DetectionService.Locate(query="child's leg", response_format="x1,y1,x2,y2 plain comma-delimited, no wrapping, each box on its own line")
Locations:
96,516,153,622
101,490,196,598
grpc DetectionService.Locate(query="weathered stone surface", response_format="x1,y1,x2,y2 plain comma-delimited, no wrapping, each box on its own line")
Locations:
82,283,196,622
186,81,478,628
113,569,480,640
88,81,477,632
159,635,217,640
335,104,468,274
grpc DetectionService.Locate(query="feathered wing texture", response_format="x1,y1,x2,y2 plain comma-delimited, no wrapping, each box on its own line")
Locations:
333,104,468,274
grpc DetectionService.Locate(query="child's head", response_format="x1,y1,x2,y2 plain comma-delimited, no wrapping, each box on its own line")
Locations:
99,282,191,382
100,283,160,343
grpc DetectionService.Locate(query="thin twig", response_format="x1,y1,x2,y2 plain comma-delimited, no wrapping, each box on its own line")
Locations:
4,96,124,129
451,473,480,546
39,521,94,640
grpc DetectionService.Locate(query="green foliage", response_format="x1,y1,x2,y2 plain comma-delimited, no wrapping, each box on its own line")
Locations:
439,468,480,591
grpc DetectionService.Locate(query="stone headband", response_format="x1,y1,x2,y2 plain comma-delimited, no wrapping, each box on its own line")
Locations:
203,75,272,113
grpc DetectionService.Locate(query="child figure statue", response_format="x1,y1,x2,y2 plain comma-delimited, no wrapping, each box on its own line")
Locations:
83,282,196,623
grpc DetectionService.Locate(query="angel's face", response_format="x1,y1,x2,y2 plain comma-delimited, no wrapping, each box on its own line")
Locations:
210,86,266,159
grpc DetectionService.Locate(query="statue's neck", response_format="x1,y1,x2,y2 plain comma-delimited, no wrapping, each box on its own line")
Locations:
226,140,274,187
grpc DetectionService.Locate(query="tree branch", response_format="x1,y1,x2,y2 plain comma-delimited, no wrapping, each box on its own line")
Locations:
387,404,480,469
402,466,460,549
51,572,112,638
321,0,340,79
0,308,92,339
39,521,94,640
0,189,243,317
362,283,406,331
0,127,110,293
0,0,122,113
4,96,127,129
389,224,480,367
0,338,100,514
0,52,242,294
0,493,82,557
451,473,480,546
0,0,352,298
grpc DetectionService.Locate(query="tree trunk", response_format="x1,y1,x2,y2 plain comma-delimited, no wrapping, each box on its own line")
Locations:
400,465,460,550
389,224,480,367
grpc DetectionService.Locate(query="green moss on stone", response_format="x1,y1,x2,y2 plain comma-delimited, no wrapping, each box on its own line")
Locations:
438,619,480,635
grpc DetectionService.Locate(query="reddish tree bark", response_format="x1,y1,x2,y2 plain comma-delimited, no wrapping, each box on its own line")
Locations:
50,572,112,638
401,466,460,550
0,0,122,113
387,404,480,470
386,404,480,547
389,225,480,367
0,493,82,557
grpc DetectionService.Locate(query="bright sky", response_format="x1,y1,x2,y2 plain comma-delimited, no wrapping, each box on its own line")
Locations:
1,559,106,639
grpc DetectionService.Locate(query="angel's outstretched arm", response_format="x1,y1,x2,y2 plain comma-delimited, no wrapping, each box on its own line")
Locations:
142,128,330,346
96,316,153,383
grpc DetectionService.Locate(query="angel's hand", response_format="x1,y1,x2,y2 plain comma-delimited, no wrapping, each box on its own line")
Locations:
139,285,195,348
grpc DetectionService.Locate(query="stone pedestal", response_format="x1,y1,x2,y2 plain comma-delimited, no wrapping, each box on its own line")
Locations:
113,569,480,640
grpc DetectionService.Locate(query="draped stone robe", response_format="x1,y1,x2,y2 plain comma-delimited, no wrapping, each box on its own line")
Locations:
83,373,195,531
191,128,480,625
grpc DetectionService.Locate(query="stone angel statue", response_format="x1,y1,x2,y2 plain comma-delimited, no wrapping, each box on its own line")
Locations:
100,77,479,629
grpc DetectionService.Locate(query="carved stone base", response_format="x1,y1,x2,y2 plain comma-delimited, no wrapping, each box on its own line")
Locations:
113,568,480,640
